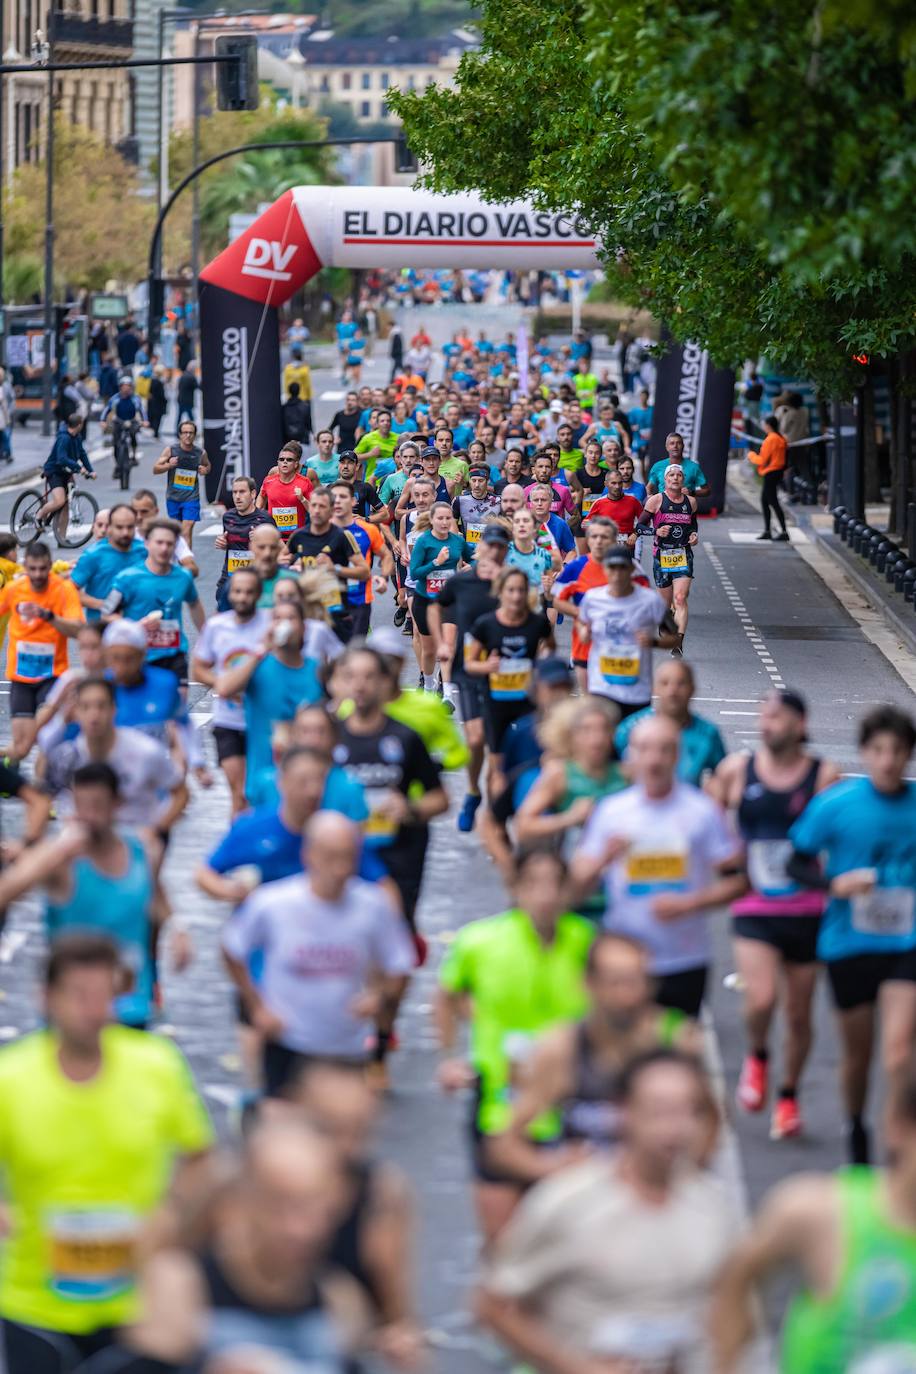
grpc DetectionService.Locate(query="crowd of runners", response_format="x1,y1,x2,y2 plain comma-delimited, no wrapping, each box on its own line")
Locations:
0,321,912,1371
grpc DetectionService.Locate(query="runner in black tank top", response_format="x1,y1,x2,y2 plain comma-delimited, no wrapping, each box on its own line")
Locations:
710,689,840,1141
641,464,697,653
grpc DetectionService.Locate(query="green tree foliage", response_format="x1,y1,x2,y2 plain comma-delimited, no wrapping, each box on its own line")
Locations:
164,101,337,266
390,0,916,395
4,120,154,299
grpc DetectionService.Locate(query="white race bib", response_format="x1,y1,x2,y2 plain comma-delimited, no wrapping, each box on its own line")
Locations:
747,839,796,897
489,657,532,700
599,645,640,687
851,888,915,939
272,505,298,530
47,1207,138,1302
15,638,54,680
146,618,180,650
659,548,689,571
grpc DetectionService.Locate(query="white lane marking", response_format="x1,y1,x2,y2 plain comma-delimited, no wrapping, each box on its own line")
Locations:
195,524,221,538
191,712,212,726
693,696,761,703
718,710,758,716
706,546,786,691
729,529,809,545
319,389,346,401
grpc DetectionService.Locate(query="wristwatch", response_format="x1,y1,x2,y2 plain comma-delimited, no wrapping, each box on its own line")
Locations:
39,607,54,623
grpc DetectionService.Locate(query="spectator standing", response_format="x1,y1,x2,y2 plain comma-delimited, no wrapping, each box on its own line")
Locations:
146,366,168,439
115,320,140,369
389,323,404,382
175,365,199,431
282,382,311,444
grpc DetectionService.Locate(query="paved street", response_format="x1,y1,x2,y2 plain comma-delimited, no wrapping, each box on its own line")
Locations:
0,307,913,1369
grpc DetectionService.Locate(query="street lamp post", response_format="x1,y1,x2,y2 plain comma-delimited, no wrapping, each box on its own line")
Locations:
39,15,53,437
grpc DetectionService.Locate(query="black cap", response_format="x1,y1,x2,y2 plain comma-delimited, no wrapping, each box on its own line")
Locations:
338,449,358,463
602,545,634,566
421,447,439,460
469,466,489,478
481,524,510,548
535,656,573,686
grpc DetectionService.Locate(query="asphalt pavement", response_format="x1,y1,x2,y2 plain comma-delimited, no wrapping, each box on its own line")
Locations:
0,306,912,1370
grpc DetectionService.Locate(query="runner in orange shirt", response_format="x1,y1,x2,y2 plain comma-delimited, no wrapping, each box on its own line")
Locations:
330,481,394,638
0,541,84,758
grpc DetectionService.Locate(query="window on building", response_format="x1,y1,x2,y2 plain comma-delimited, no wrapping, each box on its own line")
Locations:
361,72,370,89
426,74,435,86
360,100,370,117
378,102,388,119
381,72,390,90
407,73,416,89
319,74,329,92
341,72,352,90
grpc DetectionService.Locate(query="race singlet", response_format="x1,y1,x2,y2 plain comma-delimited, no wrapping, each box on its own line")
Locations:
599,644,641,688
47,1207,138,1301
15,639,54,680
489,657,532,701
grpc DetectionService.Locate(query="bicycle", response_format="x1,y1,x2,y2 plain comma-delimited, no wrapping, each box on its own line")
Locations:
112,418,139,491
10,478,99,549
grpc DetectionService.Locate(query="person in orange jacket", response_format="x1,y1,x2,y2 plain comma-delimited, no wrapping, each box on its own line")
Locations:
748,414,789,541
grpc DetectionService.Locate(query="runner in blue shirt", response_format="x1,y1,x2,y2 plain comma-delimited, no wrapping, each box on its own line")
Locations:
615,659,726,787
102,520,203,678
71,503,146,621
214,600,323,805
788,705,916,1165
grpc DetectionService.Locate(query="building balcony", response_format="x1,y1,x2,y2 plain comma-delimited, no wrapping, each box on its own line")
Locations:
53,15,133,53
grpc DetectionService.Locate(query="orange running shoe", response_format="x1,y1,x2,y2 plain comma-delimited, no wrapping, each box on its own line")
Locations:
771,1096,803,1140
736,1054,768,1113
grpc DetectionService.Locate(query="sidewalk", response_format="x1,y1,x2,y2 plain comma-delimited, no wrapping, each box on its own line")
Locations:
0,424,118,491
729,460,916,660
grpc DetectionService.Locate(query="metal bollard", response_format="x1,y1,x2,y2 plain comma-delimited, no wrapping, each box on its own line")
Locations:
868,532,884,565
894,559,914,595
876,540,893,573
832,506,848,535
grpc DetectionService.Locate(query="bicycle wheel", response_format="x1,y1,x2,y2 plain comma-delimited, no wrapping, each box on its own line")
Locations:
116,436,131,491
55,488,98,549
9,489,45,543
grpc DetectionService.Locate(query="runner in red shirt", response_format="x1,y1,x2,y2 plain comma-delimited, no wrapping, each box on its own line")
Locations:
583,467,644,543
257,444,313,539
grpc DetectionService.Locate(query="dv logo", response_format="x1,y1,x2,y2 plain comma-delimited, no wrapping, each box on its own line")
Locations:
241,238,298,282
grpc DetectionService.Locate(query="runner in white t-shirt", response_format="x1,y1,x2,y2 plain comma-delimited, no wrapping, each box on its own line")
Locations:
572,715,744,1016
222,811,416,1097
191,568,270,817
560,547,678,717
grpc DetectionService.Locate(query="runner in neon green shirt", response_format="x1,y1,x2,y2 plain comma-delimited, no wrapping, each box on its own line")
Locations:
437,848,593,1141
0,935,213,1352
355,411,398,482
710,1077,916,1373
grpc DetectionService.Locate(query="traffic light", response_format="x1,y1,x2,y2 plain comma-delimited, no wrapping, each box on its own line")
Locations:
215,35,259,112
395,130,418,174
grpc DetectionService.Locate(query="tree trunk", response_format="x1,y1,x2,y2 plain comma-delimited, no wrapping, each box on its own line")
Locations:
862,372,881,506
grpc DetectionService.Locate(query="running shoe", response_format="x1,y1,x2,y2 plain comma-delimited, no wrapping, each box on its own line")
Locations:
736,1054,768,1113
774,531,790,542
756,530,773,541
457,792,482,832
393,605,407,627
770,1096,802,1140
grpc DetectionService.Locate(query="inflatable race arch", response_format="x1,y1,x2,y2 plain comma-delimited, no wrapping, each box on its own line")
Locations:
198,184,734,508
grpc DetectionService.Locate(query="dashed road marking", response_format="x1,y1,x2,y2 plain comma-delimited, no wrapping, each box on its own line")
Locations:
706,546,786,690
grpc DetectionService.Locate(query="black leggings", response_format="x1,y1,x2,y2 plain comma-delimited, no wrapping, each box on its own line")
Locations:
761,470,787,533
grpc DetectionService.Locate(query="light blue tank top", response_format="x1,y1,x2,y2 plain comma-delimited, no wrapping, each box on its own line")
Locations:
46,835,153,1025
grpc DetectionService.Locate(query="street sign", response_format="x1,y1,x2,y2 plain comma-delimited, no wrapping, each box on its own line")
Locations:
89,293,129,320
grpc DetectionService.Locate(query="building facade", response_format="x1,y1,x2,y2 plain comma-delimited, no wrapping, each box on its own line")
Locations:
1,0,134,178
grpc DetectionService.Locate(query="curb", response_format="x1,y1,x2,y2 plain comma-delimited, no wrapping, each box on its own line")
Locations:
728,463,916,660
0,465,41,490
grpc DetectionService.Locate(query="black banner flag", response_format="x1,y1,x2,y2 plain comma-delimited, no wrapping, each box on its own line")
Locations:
648,338,735,514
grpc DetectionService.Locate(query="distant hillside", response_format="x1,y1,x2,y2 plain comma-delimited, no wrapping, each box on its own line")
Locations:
183,0,479,38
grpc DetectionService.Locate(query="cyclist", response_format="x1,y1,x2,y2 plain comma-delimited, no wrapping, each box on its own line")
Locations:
37,414,96,540
101,376,146,473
